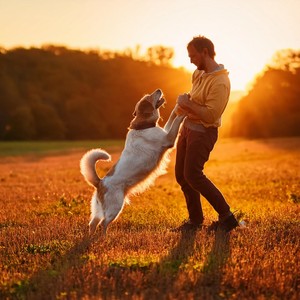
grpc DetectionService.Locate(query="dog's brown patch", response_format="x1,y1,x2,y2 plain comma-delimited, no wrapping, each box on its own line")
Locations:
133,100,154,117
137,100,154,115
129,120,156,130
129,100,158,130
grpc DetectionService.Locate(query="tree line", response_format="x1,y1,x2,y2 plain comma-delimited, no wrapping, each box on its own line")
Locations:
0,45,190,140
227,49,300,138
0,46,299,140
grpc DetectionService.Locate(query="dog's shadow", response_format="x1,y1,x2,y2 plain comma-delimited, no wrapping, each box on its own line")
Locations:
18,229,96,300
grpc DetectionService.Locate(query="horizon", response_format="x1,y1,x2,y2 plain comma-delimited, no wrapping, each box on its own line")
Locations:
0,43,248,99
1,0,299,91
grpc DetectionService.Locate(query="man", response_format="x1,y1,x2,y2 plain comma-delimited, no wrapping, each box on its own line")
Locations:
173,35,238,232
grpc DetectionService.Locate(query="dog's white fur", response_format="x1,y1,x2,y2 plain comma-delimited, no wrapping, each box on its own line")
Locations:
80,89,184,235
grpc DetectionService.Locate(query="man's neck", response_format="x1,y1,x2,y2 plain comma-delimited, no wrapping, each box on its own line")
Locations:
204,59,219,73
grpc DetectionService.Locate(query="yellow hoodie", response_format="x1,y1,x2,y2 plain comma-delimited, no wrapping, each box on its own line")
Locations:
186,65,230,128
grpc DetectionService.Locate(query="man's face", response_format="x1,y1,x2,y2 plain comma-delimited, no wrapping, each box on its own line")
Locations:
187,44,206,70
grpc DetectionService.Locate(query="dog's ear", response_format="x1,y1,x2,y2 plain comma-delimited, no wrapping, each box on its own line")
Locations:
137,101,154,115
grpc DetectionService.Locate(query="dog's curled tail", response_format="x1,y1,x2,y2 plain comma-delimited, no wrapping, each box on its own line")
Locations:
80,149,111,188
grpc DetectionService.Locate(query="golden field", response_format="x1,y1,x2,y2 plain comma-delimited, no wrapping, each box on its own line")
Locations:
0,138,299,299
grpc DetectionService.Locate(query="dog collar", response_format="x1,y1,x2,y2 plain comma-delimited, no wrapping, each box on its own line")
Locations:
129,122,156,130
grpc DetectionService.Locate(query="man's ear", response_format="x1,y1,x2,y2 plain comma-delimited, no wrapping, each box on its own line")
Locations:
202,47,209,56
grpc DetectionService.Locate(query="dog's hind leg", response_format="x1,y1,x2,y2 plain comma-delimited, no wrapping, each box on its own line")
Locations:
89,191,104,235
89,217,102,235
101,189,126,234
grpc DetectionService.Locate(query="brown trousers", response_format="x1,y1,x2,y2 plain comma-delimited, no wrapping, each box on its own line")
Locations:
175,125,230,225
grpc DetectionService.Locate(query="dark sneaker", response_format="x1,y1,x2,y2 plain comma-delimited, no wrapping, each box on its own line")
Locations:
171,219,203,232
220,214,239,232
208,214,239,233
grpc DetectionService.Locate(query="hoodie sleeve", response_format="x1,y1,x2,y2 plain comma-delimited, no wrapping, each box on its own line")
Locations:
196,83,230,124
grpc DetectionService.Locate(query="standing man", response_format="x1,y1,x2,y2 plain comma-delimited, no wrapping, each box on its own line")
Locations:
173,35,238,232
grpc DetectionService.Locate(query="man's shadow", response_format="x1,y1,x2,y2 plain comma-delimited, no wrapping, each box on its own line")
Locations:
199,229,231,296
158,229,198,273
155,228,230,297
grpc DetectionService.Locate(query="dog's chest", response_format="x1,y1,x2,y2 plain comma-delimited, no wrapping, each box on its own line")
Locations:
126,130,164,151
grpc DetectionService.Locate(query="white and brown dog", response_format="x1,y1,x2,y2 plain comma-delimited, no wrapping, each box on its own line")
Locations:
80,89,185,235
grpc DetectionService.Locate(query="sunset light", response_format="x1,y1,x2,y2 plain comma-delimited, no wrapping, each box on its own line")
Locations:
1,0,299,91
1,1,300,299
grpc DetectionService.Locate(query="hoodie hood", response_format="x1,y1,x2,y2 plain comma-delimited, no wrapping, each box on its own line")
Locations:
202,64,229,77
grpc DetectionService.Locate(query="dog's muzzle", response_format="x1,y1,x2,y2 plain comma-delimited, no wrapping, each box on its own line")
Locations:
156,97,165,109
151,89,165,109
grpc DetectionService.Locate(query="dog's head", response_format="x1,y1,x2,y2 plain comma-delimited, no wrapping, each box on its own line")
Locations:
130,89,165,130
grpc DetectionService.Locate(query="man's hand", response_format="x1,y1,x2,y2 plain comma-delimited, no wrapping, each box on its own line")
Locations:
177,93,190,108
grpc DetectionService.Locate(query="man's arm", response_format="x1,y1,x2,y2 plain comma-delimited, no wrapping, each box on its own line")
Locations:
177,84,229,124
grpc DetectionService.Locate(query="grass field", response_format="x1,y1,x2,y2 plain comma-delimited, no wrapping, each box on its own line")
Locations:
0,137,299,299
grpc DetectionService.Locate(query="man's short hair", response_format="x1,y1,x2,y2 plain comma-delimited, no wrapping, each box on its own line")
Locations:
187,35,216,59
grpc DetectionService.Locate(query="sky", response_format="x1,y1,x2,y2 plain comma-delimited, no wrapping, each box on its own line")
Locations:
1,0,299,91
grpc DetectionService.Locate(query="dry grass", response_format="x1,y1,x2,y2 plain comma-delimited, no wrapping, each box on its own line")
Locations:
0,137,299,299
